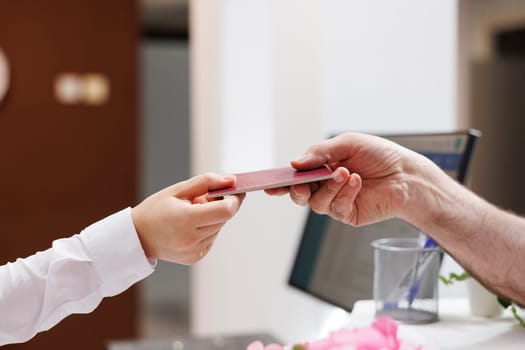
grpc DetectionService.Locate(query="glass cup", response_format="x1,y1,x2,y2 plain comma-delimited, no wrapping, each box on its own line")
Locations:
371,237,441,324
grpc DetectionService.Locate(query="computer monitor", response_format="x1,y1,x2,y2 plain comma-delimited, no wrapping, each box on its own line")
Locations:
288,130,480,312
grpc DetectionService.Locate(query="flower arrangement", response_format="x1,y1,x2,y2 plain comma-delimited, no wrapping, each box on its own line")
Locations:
246,317,425,350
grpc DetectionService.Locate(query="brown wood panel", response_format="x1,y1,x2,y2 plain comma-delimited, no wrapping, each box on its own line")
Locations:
469,61,525,215
0,1,140,349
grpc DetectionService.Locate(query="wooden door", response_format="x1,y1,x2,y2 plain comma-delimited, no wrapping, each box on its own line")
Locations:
0,1,139,348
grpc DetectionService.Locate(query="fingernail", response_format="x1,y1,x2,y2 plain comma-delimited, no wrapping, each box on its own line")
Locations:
223,175,235,181
293,154,310,163
333,171,345,183
349,175,358,187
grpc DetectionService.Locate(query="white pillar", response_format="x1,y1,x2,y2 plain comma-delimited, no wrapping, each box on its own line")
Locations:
190,0,332,344
190,0,224,174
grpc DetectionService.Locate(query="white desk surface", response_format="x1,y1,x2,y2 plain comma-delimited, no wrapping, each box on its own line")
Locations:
348,298,525,349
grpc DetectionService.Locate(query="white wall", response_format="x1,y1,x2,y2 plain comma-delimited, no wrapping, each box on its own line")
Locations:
191,0,462,344
320,0,458,135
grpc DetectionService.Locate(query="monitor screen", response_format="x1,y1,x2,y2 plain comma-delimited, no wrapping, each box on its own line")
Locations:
288,130,480,312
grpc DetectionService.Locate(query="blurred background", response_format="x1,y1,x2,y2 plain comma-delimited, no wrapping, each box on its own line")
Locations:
0,0,524,349
0,0,191,348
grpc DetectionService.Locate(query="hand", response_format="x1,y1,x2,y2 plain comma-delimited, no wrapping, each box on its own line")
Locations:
131,173,245,265
267,133,419,226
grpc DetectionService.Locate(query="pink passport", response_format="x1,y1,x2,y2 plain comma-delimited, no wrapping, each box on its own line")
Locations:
208,165,333,198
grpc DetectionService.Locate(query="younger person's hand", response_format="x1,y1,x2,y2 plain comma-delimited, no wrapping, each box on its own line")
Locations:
131,173,245,265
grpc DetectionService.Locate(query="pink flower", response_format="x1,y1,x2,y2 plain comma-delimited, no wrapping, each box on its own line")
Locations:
247,317,422,350
306,317,399,350
246,340,285,350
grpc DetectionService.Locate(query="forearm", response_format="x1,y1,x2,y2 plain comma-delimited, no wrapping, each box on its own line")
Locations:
0,208,154,345
402,157,525,304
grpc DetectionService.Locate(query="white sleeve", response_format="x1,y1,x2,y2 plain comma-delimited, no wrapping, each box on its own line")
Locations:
0,207,155,346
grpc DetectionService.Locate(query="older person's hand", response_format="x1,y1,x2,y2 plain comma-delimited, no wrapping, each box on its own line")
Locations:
266,133,429,226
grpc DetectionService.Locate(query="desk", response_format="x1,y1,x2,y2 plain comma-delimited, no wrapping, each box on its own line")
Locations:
348,298,525,349
107,333,281,350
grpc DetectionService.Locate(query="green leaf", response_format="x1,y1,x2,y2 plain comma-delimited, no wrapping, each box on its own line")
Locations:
511,304,525,327
292,345,307,350
439,271,470,285
498,297,525,327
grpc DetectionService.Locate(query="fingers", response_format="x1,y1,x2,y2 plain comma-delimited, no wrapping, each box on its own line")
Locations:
189,193,245,227
185,232,220,264
287,167,345,205
265,182,317,199
169,173,236,199
197,222,224,238
289,183,312,205
308,167,351,214
287,167,363,225
264,187,290,196
197,232,219,259
326,173,362,224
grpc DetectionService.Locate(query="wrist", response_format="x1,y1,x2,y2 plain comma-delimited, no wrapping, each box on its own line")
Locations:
397,151,458,231
130,206,155,260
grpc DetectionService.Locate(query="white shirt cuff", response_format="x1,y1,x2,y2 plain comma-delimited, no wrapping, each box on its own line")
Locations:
78,207,155,297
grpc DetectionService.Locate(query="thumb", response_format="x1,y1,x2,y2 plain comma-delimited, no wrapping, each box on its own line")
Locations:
169,173,236,199
291,140,334,171
291,153,326,171
291,134,352,171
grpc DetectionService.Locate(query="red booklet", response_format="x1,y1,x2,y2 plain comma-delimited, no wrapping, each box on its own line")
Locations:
208,165,333,198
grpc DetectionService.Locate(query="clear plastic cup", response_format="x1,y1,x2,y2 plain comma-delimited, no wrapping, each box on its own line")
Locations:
371,237,441,324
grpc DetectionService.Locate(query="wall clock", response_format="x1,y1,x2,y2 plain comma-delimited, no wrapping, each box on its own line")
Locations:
0,48,10,104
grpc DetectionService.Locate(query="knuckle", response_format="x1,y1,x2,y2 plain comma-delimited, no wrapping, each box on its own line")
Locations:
330,198,355,225
212,224,224,235
202,172,216,182
310,201,328,215
330,200,346,220
324,181,341,196
220,202,236,218
290,194,307,206
188,254,201,265
290,187,309,206
181,236,199,250
308,144,321,155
